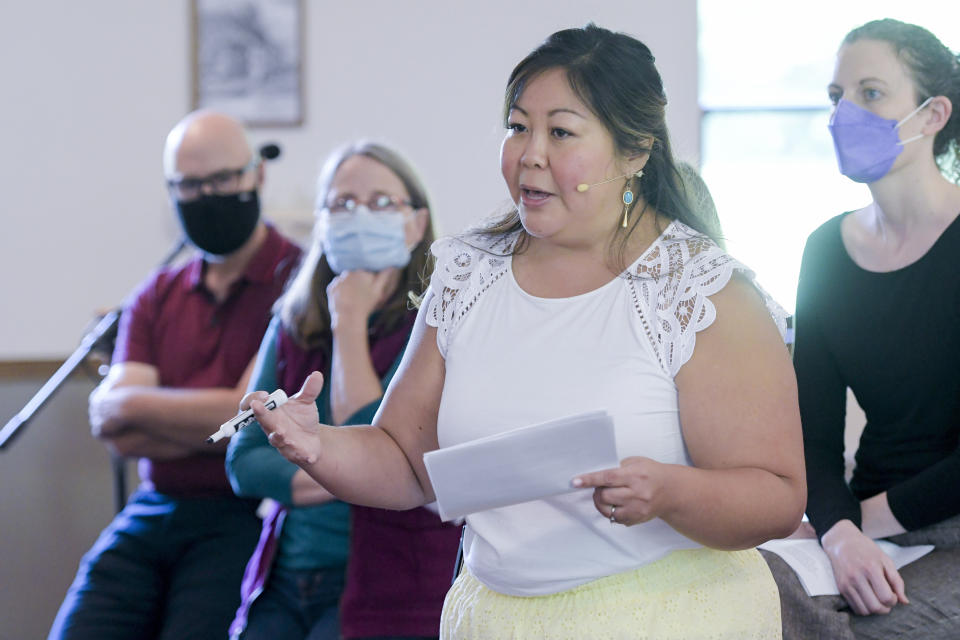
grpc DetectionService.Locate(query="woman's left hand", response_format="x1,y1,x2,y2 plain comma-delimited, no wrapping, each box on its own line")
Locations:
573,456,674,526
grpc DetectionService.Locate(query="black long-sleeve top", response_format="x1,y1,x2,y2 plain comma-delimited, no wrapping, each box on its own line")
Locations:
795,212,960,538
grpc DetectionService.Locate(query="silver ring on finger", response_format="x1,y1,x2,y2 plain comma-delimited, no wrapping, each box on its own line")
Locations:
609,505,617,524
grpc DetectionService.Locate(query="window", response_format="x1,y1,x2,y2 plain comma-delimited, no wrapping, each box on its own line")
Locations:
698,1,960,313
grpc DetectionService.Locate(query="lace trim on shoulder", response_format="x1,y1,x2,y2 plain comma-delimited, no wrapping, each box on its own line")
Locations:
626,222,787,377
425,232,518,355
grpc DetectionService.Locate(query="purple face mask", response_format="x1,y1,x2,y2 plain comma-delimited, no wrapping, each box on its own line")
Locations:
828,97,931,183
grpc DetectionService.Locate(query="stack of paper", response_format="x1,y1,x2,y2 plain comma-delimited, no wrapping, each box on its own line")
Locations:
423,410,619,521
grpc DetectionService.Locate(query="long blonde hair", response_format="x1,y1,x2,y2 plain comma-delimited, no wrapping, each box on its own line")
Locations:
276,141,436,350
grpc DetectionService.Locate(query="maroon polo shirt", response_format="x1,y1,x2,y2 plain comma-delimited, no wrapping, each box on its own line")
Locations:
113,224,301,497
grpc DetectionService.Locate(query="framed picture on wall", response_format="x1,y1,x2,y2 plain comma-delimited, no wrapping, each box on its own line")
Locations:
191,0,303,126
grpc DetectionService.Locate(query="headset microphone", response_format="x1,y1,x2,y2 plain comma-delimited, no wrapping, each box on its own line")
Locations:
576,169,644,193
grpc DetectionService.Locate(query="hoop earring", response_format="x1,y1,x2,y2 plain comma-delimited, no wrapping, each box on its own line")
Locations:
620,169,644,228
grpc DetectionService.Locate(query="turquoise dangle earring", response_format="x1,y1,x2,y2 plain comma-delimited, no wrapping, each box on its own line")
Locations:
620,169,644,228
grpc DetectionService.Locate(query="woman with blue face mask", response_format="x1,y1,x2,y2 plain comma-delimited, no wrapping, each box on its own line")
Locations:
762,19,960,640
225,141,462,640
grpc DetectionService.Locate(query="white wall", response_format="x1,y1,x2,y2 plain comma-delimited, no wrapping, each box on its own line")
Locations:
0,0,699,360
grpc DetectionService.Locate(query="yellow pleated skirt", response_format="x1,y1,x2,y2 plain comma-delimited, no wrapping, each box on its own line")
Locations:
440,547,781,640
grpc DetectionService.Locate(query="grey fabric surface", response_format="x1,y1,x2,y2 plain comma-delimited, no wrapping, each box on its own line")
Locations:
764,514,960,639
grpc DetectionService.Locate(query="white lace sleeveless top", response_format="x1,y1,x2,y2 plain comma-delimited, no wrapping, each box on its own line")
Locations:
424,220,787,596
426,221,786,376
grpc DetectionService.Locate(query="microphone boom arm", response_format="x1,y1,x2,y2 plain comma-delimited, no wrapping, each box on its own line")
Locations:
0,310,119,449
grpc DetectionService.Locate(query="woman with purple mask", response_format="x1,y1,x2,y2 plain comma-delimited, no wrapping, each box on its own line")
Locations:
226,141,462,640
763,18,960,640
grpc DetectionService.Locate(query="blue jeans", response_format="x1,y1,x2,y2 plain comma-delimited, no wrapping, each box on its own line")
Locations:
48,490,261,640
239,566,345,640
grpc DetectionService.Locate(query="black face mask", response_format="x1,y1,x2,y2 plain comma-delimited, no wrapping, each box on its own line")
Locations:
175,190,260,256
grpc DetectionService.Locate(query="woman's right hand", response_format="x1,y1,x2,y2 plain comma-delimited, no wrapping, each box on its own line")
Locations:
327,268,399,329
820,519,909,615
245,371,327,466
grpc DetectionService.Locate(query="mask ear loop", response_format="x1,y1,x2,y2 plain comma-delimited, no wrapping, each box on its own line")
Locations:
895,96,934,145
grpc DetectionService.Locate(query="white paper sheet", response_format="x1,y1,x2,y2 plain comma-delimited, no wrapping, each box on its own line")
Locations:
422,410,619,521
759,538,934,597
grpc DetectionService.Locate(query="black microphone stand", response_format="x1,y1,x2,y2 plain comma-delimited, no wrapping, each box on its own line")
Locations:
0,240,187,512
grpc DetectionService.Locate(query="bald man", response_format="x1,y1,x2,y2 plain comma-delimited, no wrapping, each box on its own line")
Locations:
49,111,302,640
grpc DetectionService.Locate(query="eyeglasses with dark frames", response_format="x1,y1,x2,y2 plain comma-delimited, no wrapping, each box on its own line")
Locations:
167,157,260,201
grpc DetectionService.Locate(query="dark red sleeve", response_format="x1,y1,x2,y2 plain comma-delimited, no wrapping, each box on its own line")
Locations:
112,273,162,367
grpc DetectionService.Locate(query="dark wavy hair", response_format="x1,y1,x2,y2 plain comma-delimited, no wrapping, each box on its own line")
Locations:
843,19,960,180
477,23,717,268
276,141,436,350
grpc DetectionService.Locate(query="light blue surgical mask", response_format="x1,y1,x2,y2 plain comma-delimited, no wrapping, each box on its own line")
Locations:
320,205,411,273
